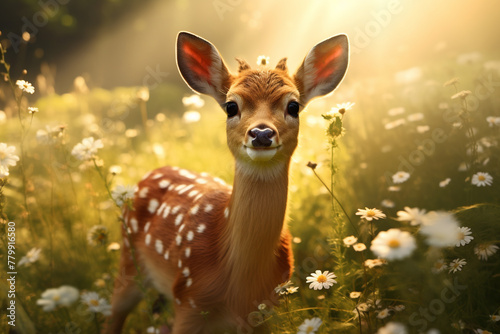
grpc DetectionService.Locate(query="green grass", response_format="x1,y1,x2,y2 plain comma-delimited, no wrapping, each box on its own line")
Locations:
1,49,500,334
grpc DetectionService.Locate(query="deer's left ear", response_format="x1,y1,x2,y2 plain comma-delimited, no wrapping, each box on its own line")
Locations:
294,34,349,105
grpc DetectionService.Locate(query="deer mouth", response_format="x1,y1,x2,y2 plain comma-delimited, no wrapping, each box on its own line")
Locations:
244,145,281,161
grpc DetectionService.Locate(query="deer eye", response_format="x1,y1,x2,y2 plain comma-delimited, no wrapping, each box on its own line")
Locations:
287,101,300,118
224,101,239,118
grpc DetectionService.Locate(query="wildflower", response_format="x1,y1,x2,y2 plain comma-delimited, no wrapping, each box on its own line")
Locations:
16,80,35,94
448,258,466,273
420,211,460,247
356,303,370,312
137,86,149,102
109,165,122,175
443,77,459,87
343,235,358,246
331,102,355,115
474,243,499,261
353,243,367,252
87,225,109,246
111,184,136,206
182,94,204,108
471,172,493,187
356,207,386,221
81,291,112,316
94,278,106,288
293,237,302,243
182,110,201,123
28,107,39,114
388,186,401,192
18,247,41,267
350,291,361,299
458,162,468,172
377,322,408,334
71,137,103,161
36,285,79,311
274,280,293,295
393,305,405,312
377,308,391,319
392,171,410,184
257,303,266,311
490,314,500,322
370,228,416,261
381,199,395,208
476,330,493,334
486,116,500,127
364,258,387,268
107,242,120,252
451,90,471,99
0,143,20,174
36,125,64,144
439,178,451,187
256,55,269,66
431,259,448,274
456,227,473,247
306,270,337,290
396,207,427,226
146,327,160,334
297,317,322,334
0,166,8,178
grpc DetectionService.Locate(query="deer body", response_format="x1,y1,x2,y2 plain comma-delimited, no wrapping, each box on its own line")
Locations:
107,32,349,333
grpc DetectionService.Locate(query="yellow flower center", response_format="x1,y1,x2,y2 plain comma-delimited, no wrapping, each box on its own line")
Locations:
366,210,376,217
52,295,61,301
90,299,99,306
458,232,465,239
306,326,314,333
316,274,327,283
388,239,400,248
478,175,486,181
0,152,6,160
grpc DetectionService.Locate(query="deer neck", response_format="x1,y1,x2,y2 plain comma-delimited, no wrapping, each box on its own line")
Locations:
221,160,290,312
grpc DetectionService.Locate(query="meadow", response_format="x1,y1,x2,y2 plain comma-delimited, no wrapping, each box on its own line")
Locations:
1,38,500,334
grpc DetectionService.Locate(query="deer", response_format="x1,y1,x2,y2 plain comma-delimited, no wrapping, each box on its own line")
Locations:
106,31,349,333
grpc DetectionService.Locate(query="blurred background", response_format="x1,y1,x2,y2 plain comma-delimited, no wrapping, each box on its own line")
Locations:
1,0,499,92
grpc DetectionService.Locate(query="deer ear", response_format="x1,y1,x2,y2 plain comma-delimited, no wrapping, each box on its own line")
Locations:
294,34,349,105
176,32,232,104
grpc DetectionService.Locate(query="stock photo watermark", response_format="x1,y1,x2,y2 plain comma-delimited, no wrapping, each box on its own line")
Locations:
6,221,17,327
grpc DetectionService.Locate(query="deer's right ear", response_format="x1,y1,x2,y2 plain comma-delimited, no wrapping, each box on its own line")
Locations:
176,32,232,105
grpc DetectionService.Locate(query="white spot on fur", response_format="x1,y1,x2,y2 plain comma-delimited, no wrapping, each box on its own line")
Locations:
162,205,171,219
144,222,151,233
197,224,206,234
172,205,181,214
195,178,207,184
179,169,197,179
200,172,209,177
187,190,199,198
145,234,151,246
155,239,163,254
190,205,199,216
224,207,229,219
178,259,182,268
138,187,149,198
204,204,213,213
141,171,152,180
182,267,190,277
148,199,159,214
186,278,193,287
172,166,179,171
185,247,191,258
194,194,203,202
175,184,187,192
152,173,163,179
164,250,169,260
178,224,185,233
176,234,182,246
126,227,132,234
123,238,130,248
175,214,184,226
157,202,166,216
175,298,181,305
186,231,194,241
130,218,138,233
214,177,226,185
178,184,194,195
189,298,196,308
159,180,170,189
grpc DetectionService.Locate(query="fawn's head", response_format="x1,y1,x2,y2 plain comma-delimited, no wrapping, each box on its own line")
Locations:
176,32,349,178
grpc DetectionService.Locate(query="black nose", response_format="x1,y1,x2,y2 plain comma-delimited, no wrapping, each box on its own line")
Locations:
249,127,275,147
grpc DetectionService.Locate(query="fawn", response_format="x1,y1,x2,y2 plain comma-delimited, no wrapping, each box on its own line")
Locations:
106,31,349,333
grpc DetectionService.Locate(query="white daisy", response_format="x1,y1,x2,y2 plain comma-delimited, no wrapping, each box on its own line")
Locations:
297,317,322,334
330,102,355,115
16,80,35,94
356,207,386,221
109,165,122,175
431,259,448,274
456,227,473,247
370,229,416,261
486,116,500,127
474,243,499,261
343,235,358,246
81,291,112,316
448,258,466,273
419,211,460,248
111,184,136,206
451,90,471,99
439,178,451,187
274,280,293,295
396,207,427,226
306,270,337,290
377,308,391,319
350,291,361,299
377,322,407,334
471,172,493,187
18,247,42,267
476,329,493,334
364,258,387,268
381,199,395,208
28,107,39,114
36,285,79,311
392,171,410,184
87,225,109,246
71,137,103,161
256,55,270,66
353,243,367,252
0,143,20,172
490,314,500,322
